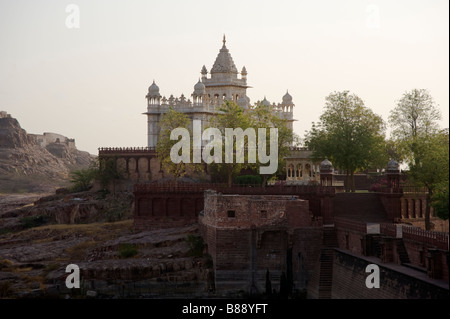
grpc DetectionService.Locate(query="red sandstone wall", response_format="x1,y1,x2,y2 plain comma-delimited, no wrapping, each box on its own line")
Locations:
292,228,323,285
335,228,364,255
330,250,449,299
208,227,325,294
134,194,204,231
256,230,288,271
215,229,252,271
402,239,449,281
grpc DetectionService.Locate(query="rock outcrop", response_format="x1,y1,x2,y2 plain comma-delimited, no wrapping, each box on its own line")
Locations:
0,114,35,149
0,111,94,193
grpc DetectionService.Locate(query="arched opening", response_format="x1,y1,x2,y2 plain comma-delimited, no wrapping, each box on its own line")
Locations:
288,164,294,178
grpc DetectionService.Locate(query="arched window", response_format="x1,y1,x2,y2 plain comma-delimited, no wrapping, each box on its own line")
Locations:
288,164,294,178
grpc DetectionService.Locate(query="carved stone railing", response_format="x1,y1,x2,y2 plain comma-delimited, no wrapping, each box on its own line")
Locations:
334,217,367,233
98,147,156,155
133,183,336,196
402,226,449,250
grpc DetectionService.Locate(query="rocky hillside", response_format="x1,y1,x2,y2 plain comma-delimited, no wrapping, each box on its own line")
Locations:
0,191,214,299
0,111,94,193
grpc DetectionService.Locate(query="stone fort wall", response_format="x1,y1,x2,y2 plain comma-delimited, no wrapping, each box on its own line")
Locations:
327,250,448,299
199,191,323,294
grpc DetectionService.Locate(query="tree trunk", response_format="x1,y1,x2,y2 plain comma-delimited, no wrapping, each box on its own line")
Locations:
227,166,233,187
350,171,355,192
262,175,269,187
345,171,350,192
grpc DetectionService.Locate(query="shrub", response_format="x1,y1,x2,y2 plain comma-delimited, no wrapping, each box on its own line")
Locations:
369,179,389,192
308,180,319,186
186,235,205,257
234,175,262,185
118,243,138,258
0,282,13,298
69,168,97,192
20,215,47,229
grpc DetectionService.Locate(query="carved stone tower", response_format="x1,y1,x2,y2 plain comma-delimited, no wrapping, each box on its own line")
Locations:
201,35,250,108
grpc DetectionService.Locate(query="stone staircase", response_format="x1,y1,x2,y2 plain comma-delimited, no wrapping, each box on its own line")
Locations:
318,249,334,299
323,226,338,248
395,239,411,264
318,226,338,299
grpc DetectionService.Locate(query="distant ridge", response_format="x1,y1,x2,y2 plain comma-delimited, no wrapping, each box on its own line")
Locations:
0,111,95,193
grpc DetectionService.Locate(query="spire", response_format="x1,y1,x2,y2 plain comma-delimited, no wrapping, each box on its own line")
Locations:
211,35,238,74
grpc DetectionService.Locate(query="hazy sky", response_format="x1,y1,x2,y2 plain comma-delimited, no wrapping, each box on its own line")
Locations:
0,0,448,155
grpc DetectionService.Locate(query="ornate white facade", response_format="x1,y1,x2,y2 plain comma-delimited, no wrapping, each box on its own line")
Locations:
285,148,321,184
144,36,295,148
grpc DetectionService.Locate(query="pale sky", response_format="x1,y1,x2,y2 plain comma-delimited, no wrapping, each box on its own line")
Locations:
0,0,448,155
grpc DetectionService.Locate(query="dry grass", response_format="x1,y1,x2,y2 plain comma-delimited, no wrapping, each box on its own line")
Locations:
0,220,133,243
0,258,14,271
65,240,97,261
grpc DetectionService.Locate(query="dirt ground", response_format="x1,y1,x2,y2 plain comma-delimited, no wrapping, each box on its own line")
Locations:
0,193,49,214
0,191,213,299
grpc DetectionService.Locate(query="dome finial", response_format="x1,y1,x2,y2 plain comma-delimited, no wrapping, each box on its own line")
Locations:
223,34,226,46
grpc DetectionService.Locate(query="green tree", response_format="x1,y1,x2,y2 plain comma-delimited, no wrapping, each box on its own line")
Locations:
207,100,252,186
251,102,297,186
431,181,449,221
305,91,386,192
69,167,97,192
97,157,124,195
389,88,441,165
366,137,391,174
408,130,449,229
389,89,446,229
156,107,202,184
208,101,297,187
